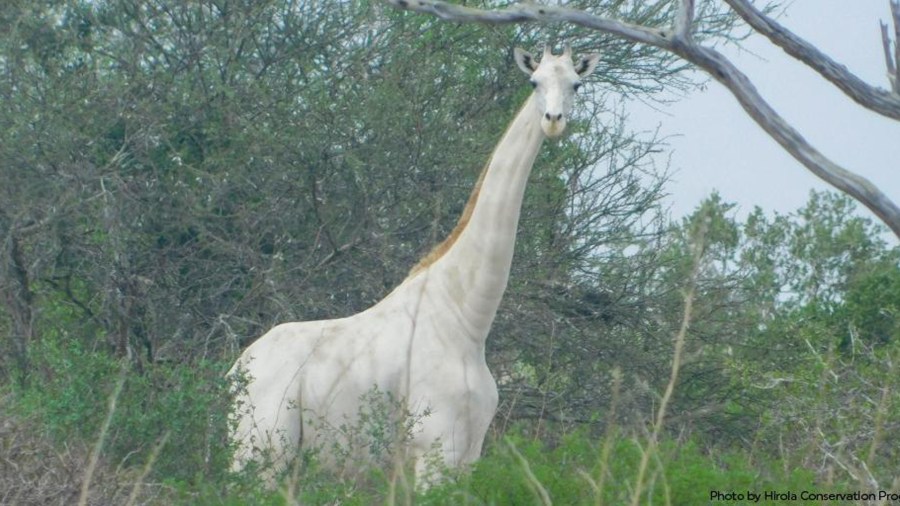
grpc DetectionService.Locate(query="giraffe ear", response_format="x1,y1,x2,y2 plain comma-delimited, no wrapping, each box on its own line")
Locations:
514,48,538,75
575,53,601,77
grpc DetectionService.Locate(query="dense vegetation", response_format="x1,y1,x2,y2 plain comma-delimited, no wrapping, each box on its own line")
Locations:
1,1,897,504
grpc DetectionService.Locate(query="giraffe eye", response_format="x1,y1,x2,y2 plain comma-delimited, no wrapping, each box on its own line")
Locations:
529,79,538,89
573,82,582,92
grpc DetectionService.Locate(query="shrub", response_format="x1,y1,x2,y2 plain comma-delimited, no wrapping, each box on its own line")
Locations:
423,427,829,505
12,336,234,486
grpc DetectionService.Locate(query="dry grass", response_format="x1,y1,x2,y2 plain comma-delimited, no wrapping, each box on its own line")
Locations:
629,219,707,506
0,392,170,506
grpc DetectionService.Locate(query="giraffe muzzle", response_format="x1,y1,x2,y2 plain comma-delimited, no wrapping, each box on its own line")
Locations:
541,113,567,138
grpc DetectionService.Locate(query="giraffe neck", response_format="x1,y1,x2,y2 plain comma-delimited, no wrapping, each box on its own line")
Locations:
408,94,545,337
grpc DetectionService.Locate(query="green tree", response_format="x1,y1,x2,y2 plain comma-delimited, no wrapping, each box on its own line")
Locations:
0,0,696,492
717,192,900,486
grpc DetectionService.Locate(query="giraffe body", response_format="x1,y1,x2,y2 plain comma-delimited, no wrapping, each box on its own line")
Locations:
230,271,499,478
229,46,600,482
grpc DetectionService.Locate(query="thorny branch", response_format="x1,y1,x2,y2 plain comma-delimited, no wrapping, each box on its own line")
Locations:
385,0,900,239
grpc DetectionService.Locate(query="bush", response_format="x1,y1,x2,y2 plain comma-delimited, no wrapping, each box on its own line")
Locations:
423,428,829,505
11,336,234,487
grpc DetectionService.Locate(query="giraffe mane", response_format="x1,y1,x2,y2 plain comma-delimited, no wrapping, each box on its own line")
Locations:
407,96,537,277
407,161,488,276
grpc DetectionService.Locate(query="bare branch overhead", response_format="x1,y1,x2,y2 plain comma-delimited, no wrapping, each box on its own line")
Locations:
675,0,696,41
895,1,900,87
883,0,900,94
385,0,900,239
882,22,896,88
384,0,670,46
724,0,900,121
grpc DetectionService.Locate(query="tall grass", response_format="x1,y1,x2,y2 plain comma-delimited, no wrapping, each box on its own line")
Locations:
78,365,127,506
630,218,707,506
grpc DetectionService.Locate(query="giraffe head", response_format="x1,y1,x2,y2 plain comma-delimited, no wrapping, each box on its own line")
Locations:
514,45,600,138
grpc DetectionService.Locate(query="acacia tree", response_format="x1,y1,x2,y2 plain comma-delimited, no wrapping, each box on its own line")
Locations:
386,0,900,239
0,1,693,397
723,192,900,485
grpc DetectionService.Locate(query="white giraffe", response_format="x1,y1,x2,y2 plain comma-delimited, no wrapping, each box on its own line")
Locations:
228,45,600,482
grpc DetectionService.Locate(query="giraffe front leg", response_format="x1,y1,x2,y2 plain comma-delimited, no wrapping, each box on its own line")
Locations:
409,407,491,487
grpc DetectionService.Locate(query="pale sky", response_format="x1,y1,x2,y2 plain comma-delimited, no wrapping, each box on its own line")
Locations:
627,0,900,227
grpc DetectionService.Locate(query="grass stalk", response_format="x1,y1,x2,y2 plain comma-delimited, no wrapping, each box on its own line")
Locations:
592,366,622,506
78,364,128,506
629,220,706,506
125,431,170,506
506,437,552,506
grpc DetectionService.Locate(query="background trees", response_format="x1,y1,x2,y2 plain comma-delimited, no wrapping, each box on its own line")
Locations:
0,0,678,374
1,0,898,502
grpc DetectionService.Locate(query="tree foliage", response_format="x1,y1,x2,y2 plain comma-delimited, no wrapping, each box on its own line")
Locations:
0,0,676,409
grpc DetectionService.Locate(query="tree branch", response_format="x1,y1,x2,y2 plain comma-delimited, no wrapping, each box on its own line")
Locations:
883,0,900,94
882,21,897,91
383,0,671,47
675,0,695,41
723,0,900,121
895,1,900,90
385,0,900,239
674,43,900,238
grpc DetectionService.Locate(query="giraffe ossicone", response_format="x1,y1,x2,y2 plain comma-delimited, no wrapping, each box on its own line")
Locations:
515,45,600,138
228,45,601,485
